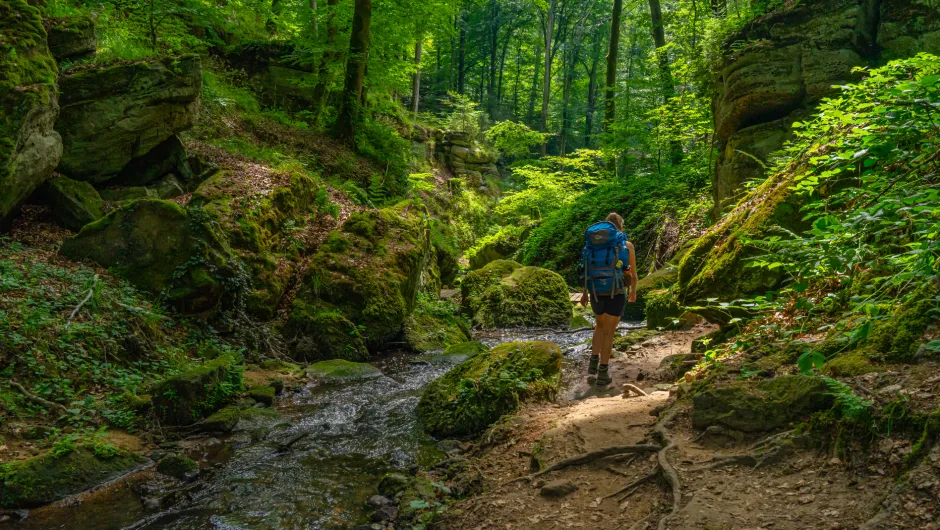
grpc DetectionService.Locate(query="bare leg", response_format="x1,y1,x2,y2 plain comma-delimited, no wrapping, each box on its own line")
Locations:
599,314,616,365
591,314,603,358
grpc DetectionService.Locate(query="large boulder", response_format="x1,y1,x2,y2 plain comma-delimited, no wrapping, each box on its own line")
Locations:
0,0,62,229
151,355,242,426
55,56,201,183
44,15,96,60
460,259,523,316
692,375,834,432
224,41,318,110
0,446,146,508
60,199,239,313
113,134,194,187
711,0,940,212
286,201,431,356
473,266,572,329
623,265,677,321
417,341,562,438
37,174,104,231
403,301,471,353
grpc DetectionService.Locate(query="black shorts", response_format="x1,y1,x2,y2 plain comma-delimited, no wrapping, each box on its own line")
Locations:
590,292,625,318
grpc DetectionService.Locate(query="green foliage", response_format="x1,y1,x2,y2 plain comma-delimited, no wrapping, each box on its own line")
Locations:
497,149,604,223
485,121,549,158
444,93,486,139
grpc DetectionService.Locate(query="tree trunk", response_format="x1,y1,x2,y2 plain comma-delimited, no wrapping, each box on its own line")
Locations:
412,38,422,121
511,41,522,118
648,0,681,164
334,0,372,140
527,45,542,127
540,0,556,154
604,0,622,130
449,15,456,92
585,35,600,147
457,13,467,94
488,1,500,117
310,0,340,126
310,0,318,35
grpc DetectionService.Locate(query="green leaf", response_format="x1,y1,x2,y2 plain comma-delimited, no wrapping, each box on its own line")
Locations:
410,500,430,510
920,74,940,87
925,340,940,353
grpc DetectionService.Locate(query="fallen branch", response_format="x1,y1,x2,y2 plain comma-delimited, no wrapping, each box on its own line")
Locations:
10,381,69,416
505,444,660,485
68,275,98,323
622,383,648,397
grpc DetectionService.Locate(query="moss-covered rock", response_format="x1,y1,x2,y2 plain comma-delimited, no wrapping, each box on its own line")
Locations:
865,283,939,362
473,266,572,329
624,266,678,321
0,0,62,228
37,174,104,231
60,199,241,313
0,446,145,508
612,328,659,351
403,300,471,353
199,405,282,433
460,259,522,315
416,341,489,364
200,405,243,433
55,56,201,183
156,454,199,481
152,355,242,426
44,15,96,60
248,385,276,406
692,375,835,432
417,341,562,438
287,201,431,351
305,359,382,381
466,224,533,270
645,288,683,329
98,186,158,203
284,303,369,362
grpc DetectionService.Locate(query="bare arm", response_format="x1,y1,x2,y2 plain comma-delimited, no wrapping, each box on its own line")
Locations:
625,241,638,302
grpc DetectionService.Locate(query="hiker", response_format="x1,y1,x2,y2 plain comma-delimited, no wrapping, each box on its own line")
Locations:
579,212,637,386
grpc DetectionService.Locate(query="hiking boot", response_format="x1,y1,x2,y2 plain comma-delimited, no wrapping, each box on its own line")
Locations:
595,365,612,387
588,355,599,375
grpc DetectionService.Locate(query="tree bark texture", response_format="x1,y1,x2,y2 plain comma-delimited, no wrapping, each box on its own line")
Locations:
334,0,372,140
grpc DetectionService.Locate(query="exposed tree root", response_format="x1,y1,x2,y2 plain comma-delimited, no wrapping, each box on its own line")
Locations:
9,381,69,416
622,383,648,397
604,467,658,499
652,409,681,530
505,444,660,485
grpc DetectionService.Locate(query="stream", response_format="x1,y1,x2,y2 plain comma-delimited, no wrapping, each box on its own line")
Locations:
16,321,643,530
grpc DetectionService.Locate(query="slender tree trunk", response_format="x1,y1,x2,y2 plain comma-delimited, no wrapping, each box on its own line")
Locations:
449,15,456,92
540,1,556,154
497,31,513,110
310,0,318,35
334,0,372,140
648,0,681,164
604,0,623,130
527,45,542,127
512,41,522,118
488,1,500,116
310,0,339,126
412,38,422,121
457,13,467,94
585,36,600,147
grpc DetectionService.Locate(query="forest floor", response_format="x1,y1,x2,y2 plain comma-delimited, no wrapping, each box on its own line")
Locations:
439,324,906,530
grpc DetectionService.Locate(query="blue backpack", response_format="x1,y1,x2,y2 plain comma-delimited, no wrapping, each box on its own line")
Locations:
581,221,628,297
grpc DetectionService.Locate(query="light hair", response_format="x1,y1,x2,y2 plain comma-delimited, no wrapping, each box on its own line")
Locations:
605,212,624,231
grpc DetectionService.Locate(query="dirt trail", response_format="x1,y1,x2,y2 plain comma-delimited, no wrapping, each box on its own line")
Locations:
440,325,893,530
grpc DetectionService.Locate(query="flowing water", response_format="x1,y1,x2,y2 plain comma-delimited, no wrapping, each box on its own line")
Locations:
16,321,642,530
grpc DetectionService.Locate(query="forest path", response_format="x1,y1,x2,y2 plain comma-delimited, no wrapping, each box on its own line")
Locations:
439,324,891,530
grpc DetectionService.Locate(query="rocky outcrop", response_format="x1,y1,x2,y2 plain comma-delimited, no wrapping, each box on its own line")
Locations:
224,41,318,110
37,174,104,231
461,260,572,329
285,201,432,358
55,56,201,183
60,199,240,313
692,375,834,432
711,0,940,212
435,131,499,188
44,15,96,60
0,0,63,229
417,341,561,438
151,354,242,426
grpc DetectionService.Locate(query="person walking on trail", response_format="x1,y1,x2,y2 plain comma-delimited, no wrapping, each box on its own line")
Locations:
579,213,637,387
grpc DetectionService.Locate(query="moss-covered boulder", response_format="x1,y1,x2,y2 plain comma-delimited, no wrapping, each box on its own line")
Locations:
287,201,431,351
283,303,369,362
416,341,489,364
645,288,684,329
199,405,282,433
44,15,96,60
623,266,678,321
55,56,201,183
473,266,572,329
864,283,940,362
692,375,834,432
0,446,146,508
417,341,562,438
156,454,199,481
305,360,382,381
60,199,240,313
460,259,522,316
0,0,62,229
248,385,276,406
403,300,471,352
151,355,242,426
37,174,104,231
466,224,533,270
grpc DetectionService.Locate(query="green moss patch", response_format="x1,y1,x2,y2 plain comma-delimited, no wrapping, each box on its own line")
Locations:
460,259,523,315
473,266,572,329
248,385,276,406
305,360,382,381
37,175,104,231
156,454,199,481
0,446,146,508
417,341,561,438
417,341,489,364
403,297,471,352
152,355,243,426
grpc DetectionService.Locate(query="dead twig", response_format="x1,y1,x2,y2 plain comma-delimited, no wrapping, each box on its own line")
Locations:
68,274,98,323
10,381,69,416
505,444,660,485
622,383,648,397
